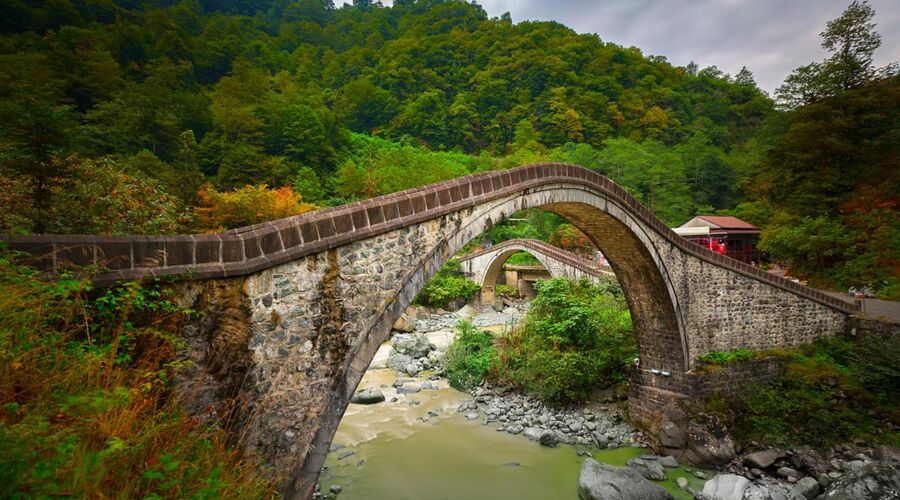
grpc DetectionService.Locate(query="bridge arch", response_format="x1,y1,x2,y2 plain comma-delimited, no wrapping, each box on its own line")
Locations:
3,163,855,499
458,238,615,305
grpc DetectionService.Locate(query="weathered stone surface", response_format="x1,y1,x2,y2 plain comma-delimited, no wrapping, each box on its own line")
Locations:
790,476,820,499
742,481,790,500
391,333,433,358
820,463,900,499
626,458,667,481
745,449,785,469
391,313,415,333
350,388,385,405
578,459,673,500
682,424,736,469
701,474,749,500
659,456,679,468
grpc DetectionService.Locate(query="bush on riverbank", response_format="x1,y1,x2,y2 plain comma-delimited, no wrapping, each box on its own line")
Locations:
709,333,900,448
443,321,496,391
490,278,635,405
413,259,481,309
0,253,275,498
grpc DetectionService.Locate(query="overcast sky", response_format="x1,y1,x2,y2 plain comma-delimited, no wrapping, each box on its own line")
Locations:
371,0,900,94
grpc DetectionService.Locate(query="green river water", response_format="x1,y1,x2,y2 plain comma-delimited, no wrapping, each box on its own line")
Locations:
319,368,708,499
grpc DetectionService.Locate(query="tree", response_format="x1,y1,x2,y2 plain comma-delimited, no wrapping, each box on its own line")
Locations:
734,66,756,87
0,54,80,233
776,1,895,107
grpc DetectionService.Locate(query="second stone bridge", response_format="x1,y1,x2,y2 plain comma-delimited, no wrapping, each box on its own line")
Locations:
458,238,614,304
3,163,858,499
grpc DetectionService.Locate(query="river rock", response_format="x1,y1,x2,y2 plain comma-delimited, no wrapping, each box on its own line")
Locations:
626,458,667,481
745,449,785,469
700,474,749,500
350,388,385,405
820,462,900,499
790,476,820,499
392,312,415,333
676,477,688,489
776,466,798,479
464,412,479,420
387,352,413,371
682,424,736,469
742,481,790,500
391,333,434,358
405,363,419,376
578,459,673,500
659,456,679,468
397,383,421,394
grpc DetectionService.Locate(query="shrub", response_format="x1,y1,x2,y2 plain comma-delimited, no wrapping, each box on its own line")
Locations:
0,252,275,498
193,183,316,231
443,321,496,391
495,284,517,297
723,334,899,447
413,260,481,309
490,278,635,405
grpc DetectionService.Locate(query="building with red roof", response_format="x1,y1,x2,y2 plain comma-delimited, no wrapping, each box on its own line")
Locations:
673,215,761,264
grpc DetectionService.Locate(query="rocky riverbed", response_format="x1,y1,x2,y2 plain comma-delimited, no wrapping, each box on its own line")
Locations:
316,304,900,500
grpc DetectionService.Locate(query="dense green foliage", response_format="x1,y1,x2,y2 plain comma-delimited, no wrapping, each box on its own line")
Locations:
0,0,774,235
490,278,635,405
412,259,480,309
442,320,496,391
505,252,540,266
0,253,275,498
709,334,899,447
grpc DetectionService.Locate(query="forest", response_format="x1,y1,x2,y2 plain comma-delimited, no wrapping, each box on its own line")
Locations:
0,0,897,296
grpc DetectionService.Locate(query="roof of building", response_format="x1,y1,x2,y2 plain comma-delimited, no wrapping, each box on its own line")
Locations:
678,215,759,232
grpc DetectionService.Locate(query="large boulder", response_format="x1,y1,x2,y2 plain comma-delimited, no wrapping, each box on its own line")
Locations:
392,312,415,333
386,351,413,371
790,477,820,499
701,474,749,500
742,481,790,500
820,462,900,499
682,424,736,469
522,427,559,447
744,449,785,469
350,388,385,405
658,405,689,449
391,333,434,359
578,459,673,500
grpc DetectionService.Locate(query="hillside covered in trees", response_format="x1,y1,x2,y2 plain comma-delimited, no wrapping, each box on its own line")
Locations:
0,0,897,295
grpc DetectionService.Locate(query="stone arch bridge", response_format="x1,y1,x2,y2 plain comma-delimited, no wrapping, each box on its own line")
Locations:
458,238,613,304
3,163,857,499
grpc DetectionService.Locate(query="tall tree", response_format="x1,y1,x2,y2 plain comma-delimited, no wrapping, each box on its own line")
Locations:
776,1,896,108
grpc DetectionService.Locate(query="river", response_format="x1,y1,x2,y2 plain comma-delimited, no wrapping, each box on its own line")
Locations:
318,364,708,499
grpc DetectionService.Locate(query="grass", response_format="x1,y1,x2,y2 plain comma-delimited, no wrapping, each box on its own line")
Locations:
0,252,276,498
